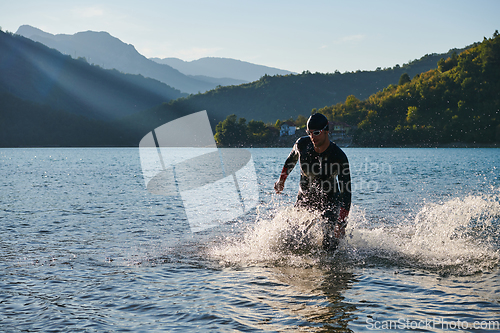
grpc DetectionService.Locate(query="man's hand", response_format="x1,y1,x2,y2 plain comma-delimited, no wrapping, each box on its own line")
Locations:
338,207,349,223
274,166,288,194
274,179,285,194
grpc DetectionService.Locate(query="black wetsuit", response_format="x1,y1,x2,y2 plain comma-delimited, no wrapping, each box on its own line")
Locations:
282,136,351,249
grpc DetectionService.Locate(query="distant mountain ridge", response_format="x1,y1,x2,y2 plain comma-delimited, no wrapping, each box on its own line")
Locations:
1,25,475,147
0,30,185,121
15,25,219,93
119,45,471,146
150,57,294,82
15,25,291,93
160,47,469,125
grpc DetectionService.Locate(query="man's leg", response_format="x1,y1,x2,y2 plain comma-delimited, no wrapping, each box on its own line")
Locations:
322,209,340,252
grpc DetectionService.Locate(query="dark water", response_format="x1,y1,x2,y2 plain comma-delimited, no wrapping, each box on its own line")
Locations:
1,148,499,332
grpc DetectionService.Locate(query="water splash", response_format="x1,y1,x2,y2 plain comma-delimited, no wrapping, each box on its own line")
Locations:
208,206,333,267
347,193,500,275
208,192,500,275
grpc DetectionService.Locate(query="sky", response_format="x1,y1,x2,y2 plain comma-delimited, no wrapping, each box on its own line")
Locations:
2,0,499,74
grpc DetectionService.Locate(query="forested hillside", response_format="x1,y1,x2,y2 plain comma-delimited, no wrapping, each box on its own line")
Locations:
318,31,500,146
0,92,125,146
0,30,185,121
2,26,495,148
165,48,468,124
0,29,186,147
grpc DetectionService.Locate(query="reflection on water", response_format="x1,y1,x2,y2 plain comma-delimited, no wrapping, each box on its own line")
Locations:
268,266,357,332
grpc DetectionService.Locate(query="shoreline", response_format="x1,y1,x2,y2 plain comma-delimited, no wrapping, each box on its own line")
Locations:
346,142,500,149
235,140,500,149
1,142,498,149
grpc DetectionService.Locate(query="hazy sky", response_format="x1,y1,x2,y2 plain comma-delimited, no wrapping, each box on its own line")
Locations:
2,0,499,73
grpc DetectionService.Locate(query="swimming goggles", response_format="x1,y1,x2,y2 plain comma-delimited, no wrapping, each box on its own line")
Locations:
306,124,328,136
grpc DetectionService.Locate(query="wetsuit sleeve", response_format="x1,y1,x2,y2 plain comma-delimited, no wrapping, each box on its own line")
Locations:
338,152,351,211
280,140,300,179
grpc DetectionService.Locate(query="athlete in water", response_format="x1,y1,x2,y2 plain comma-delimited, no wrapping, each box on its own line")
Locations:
274,113,351,251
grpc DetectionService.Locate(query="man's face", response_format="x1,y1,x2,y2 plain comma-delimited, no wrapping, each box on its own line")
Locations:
308,127,328,148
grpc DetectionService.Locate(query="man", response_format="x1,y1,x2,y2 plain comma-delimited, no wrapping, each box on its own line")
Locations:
274,113,351,251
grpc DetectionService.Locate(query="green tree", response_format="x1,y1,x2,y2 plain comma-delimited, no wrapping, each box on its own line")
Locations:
247,120,270,144
398,73,411,85
214,114,247,146
345,95,359,107
295,115,307,128
438,52,459,72
405,106,419,123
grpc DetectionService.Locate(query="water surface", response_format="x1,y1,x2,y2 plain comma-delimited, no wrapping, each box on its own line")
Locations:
1,148,499,332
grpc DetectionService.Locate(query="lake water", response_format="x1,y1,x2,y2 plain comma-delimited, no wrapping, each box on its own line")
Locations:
1,147,499,332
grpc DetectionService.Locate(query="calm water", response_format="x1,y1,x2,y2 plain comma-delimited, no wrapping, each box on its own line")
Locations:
1,147,499,332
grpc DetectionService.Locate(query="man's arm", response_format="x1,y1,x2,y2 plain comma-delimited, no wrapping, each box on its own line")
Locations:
335,151,352,237
274,142,299,194
274,166,289,193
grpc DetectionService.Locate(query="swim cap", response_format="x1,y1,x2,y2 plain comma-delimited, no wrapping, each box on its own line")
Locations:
307,113,329,130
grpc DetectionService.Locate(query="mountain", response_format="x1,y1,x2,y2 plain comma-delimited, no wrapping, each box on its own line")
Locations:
15,25,229,94
150,57,294,82
119,46,471,146
102,45,477,146
0,29,197,147
1,25,481,147
187,75,248,87
148,47,470,125
0,30,186,121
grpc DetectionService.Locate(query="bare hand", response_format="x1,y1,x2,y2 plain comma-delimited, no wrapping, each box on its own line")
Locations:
274,179,285,194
